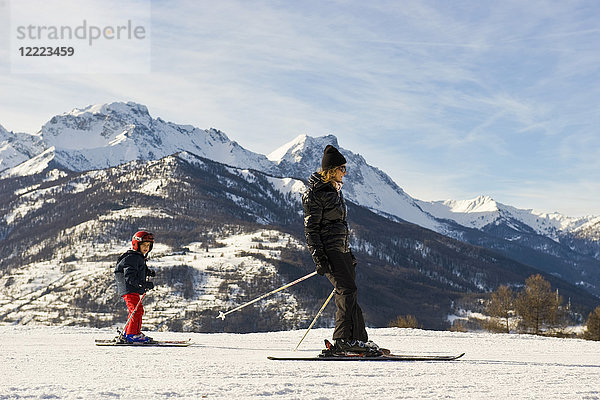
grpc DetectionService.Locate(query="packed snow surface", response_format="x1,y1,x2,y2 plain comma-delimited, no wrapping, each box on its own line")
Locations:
1,326,599,399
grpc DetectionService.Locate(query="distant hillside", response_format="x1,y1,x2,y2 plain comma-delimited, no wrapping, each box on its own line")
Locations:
1,153,596,331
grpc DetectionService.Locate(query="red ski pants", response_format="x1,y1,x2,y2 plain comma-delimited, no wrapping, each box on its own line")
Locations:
123,293,144,335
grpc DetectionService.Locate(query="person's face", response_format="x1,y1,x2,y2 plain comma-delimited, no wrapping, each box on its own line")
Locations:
139,241,151,255
333,164,347,183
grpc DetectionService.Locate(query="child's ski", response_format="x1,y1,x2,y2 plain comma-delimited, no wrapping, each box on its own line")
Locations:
95,338,192,347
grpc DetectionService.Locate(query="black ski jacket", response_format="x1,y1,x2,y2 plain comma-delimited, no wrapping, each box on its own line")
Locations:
302,172,350,267
114,250,151,296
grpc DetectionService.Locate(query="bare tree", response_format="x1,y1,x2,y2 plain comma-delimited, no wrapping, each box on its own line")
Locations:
584,306,600,341
485,285,514,333
515,274,562,335
388,315,420,329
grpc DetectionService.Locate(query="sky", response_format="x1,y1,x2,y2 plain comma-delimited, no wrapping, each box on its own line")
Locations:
0,0,599,216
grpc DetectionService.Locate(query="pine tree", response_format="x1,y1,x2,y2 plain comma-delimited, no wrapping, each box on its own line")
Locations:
485,285,514,333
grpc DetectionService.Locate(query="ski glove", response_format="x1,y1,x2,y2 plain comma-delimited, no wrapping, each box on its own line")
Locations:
147,269,156,277
315,256,332,276
143,281,154,291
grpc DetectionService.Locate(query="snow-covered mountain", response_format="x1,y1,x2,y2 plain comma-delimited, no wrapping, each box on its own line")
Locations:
1,102,443,231
3,101,600,298
418,196,600,244
3,150,596,330
268,134,443,232
3,101,598,243
2,102,277,177
2,130,600,332
0,124,44,173
0,152,337,331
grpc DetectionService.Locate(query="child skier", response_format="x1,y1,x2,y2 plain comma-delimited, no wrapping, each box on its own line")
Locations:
114,231,156,343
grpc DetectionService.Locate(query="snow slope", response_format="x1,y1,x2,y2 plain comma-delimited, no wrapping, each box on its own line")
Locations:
1,326,599,399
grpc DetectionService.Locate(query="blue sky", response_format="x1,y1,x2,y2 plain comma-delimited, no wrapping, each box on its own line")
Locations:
1,0,599,216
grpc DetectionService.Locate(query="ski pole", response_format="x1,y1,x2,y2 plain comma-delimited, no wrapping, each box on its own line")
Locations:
217,271,318,320
120,292,146,336
294,288,335,351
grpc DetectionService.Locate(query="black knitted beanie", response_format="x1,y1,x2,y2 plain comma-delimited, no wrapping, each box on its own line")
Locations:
321,145,347,170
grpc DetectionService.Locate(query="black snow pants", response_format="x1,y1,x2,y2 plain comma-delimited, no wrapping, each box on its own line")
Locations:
325,249,368,342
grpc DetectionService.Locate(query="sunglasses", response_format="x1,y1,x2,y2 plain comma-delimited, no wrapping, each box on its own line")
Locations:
338,166,347,173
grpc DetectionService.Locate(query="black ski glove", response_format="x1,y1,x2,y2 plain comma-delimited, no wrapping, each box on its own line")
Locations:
144,281,154,291
315,256,331,276
147,269,156,277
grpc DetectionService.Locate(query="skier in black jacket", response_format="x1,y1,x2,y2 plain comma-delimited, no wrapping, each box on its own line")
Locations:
302,145,380,354
114,231,156,343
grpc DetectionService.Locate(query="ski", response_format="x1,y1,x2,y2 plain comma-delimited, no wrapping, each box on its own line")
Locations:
267,353,464,361
269,339,464,361
95,338,192,347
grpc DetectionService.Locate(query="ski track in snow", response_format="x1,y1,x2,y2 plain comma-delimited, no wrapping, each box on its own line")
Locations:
1,327,599,399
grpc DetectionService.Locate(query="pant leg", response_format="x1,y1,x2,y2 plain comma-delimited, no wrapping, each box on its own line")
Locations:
122,293,144,335
325,250,368,342
136,303,144,333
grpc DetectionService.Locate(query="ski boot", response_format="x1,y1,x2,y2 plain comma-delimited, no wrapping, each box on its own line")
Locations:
335,339,383,355
124,333,151,343
322,339,384,357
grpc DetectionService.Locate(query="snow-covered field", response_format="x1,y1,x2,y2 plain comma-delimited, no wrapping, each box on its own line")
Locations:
1,326,599,399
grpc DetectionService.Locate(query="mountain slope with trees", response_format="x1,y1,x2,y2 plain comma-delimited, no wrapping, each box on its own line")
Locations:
1,152,596,331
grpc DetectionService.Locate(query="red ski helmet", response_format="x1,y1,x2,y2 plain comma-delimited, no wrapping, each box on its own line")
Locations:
132,231,154,252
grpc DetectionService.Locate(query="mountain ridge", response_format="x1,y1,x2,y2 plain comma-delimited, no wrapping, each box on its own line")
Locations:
3,101,598,232
2,101,600,299
1,151,596,331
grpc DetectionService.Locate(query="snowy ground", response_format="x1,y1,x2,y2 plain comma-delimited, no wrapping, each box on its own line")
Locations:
1,326,599,399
